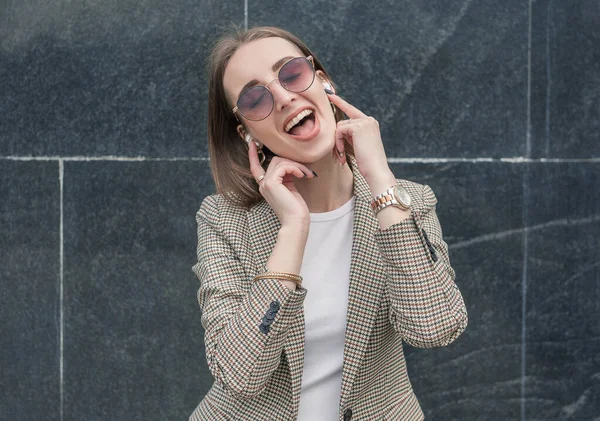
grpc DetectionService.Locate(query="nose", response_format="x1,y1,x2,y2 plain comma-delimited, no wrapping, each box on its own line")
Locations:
269,80,295,111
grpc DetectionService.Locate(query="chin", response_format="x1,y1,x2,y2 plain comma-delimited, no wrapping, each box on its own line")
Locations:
299,146,337,165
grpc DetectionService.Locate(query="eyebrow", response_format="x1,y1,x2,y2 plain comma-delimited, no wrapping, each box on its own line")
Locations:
236,56,296,100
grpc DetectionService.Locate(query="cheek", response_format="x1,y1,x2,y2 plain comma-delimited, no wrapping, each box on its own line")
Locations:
247,119,281,149
249,118,276,135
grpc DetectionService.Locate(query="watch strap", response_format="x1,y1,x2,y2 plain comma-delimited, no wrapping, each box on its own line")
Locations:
370,184,410,214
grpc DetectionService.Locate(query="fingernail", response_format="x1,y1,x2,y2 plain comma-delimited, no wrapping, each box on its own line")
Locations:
301,170,308,178
324,88,334,95
338,150,344,157
311,170,318,177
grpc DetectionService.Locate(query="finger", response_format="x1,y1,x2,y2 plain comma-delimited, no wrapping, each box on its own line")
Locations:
335,139,345,165
333,122,346,165
273,158,318,179
328,94,367,119
335,123,354,148
335,125,353,165
247,140,265,180
274,162,316,180
266,163,306,186
335,118,354,126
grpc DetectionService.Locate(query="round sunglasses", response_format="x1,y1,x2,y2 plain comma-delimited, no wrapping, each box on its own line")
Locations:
232,55,315,121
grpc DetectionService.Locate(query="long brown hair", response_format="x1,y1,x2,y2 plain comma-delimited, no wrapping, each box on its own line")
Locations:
205,25,353,209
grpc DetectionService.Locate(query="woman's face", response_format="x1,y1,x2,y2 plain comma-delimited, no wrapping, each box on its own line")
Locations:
223,37,337,164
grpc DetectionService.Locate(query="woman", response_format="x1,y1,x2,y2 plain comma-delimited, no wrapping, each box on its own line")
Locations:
191,26,468,421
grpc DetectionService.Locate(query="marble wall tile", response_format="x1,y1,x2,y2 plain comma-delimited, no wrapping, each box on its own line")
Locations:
0,161,60,421
0,0,241,157
395,162,525,241
3,0,599,420
250,0,529,158
524,163,600,419
525,163,599,225
530,1,600,158
62,161,213,420
392,162,525,419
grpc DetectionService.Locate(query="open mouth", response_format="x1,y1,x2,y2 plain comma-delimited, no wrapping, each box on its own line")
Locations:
284,109,316,137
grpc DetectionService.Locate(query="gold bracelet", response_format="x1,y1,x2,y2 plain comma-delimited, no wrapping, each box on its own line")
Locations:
255,275,302,287
253,271,303,285
253,272,302,283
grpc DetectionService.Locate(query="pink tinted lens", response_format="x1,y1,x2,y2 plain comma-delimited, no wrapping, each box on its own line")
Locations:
237,86,274,120
279,58,314,92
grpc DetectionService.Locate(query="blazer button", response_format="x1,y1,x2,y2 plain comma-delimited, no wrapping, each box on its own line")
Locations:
269,301,280,311
265,309,276,320
262,315,273,326
343,408,352,421
259,323,270,334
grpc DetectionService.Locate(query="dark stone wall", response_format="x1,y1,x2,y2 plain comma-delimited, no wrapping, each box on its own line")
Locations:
1,1,598,420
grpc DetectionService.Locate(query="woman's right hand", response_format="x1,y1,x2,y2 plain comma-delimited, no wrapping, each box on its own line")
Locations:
248,140,316,229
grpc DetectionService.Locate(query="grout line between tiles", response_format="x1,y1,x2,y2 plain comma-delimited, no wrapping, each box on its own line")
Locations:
526,0,533,159
387,157,600,163
521,167,529,421
0,156,209,162
1,156,599,163
59,159,64,421
522,2,534,419
545,0,552,156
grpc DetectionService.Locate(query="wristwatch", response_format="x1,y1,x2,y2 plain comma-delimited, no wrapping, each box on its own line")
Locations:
371,183,412,214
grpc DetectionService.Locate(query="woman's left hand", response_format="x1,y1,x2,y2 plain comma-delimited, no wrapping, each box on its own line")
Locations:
328,94,395,187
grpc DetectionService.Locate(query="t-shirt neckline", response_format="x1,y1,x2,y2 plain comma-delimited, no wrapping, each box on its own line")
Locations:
309,196,356,222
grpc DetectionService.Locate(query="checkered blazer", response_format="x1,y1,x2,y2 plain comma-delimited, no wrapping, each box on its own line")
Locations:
190,157,468,421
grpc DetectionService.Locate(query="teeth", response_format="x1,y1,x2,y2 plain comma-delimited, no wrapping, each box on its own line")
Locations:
285,109,313,133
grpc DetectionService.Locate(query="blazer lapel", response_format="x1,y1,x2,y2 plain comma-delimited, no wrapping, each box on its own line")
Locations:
340,158,388,404
247,200,306,410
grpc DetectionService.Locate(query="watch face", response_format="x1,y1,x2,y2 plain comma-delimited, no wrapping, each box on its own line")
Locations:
393,185,411,208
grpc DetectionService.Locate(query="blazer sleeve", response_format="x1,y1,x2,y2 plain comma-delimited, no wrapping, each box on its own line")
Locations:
192,195,307,400
373,183,468,348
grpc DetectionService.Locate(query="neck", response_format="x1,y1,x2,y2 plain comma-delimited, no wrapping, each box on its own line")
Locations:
295,153,354,213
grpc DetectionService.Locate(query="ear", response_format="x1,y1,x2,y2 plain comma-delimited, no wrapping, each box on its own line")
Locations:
236,124,247,140
316,70,335,94
237,124,262,147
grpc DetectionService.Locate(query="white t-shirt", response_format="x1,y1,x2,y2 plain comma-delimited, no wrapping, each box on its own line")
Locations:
296,196,355,421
